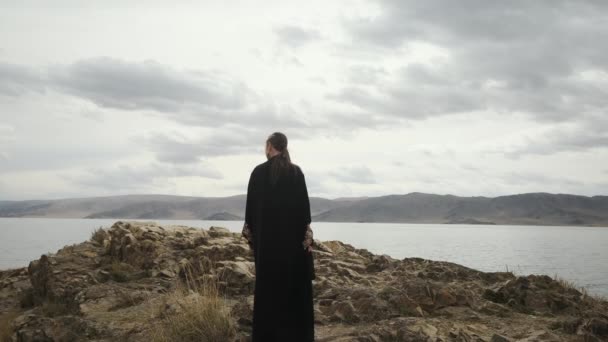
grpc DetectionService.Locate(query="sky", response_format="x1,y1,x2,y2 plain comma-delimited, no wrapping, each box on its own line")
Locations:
1,0,607,201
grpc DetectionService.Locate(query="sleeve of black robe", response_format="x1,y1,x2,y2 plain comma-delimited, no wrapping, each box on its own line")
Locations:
243,169,256,250
297,166,312,242
298,166,316,280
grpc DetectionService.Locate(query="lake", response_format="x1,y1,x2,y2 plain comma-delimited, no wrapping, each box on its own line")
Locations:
1,218,607,297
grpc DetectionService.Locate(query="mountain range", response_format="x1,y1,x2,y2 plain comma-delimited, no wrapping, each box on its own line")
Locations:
1,192,607,226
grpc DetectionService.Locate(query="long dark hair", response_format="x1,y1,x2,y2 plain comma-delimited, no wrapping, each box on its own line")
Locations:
266,132,296,186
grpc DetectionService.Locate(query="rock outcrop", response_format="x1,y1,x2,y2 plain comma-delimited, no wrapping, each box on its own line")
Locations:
1,221,607,341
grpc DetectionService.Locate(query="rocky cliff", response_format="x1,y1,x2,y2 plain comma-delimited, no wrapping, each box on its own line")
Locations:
1,221,607,341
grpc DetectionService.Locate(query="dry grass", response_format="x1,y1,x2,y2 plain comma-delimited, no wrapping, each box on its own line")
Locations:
107,261,135,283
553,273,580,291
0,311,19,342
41,297,72,317
90,226,107,246
552,274,608,309
149,259,236,342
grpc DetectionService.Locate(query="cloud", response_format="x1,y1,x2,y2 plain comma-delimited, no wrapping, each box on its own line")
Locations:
502,115,608,157
133,128,266,163
274,25,321,48
0,123,15,161
0,123,15,136
346,65,388,84
65,162,223,192
334,1,608,123
1,58,330,132
500,170,583,188
49,57,250,112
329,165,376,184
0,62,45,96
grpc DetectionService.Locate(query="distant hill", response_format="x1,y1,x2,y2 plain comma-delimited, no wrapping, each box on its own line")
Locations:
312,192,608,226
0,194,350,221
204,212,242,220
1,192,607,226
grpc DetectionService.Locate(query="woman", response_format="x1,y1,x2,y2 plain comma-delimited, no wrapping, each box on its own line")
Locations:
241,132,315,341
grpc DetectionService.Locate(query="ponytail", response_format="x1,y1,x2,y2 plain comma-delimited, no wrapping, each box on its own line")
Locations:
267,132,295,186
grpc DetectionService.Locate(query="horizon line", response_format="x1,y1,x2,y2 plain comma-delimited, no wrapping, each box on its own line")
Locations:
1,191,606,202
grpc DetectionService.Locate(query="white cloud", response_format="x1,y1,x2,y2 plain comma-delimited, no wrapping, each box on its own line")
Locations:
0,1,607,200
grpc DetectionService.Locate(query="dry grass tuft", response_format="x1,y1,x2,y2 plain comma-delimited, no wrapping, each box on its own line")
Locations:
41,297,71,317
0,311,19,342
149,259,236,342
107,261,135,283
90,226,107,246
552,274,608,310
553,273,580,291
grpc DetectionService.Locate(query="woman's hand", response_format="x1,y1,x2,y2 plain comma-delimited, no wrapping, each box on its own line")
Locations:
303,224,313,252
242,223,254,250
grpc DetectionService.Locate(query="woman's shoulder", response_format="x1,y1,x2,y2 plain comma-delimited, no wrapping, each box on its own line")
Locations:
292,163,303,175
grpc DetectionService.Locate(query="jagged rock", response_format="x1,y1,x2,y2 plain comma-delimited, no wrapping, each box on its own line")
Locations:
586,317,608,336
366,254,394,272
482,274,585,315
329,300,360,323
27,243,101,313
216,261,255,296
0,220,607,342
490,333,510,342
231,296,253,326
11,313,99,341
208,226,233,237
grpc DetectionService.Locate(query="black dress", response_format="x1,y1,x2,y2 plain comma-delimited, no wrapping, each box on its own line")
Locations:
244,155,315,341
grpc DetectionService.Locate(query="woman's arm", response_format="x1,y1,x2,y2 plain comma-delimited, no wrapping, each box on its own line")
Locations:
298,167,314,251
242,169,255,250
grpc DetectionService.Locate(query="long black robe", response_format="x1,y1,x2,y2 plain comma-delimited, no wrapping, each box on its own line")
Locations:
245,155,315,341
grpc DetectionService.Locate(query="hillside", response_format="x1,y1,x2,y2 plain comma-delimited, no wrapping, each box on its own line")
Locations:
0,194,346,221
1,192,607,226
314,192,608,226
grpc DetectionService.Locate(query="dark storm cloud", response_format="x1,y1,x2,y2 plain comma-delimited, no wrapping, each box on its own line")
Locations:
329,165,376,184
334,1,608,123
0,62,45,96
274,25,321,48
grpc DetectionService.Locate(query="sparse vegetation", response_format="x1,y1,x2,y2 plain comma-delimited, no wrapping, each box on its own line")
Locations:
41,297,71,317
551,274,608,311
552,273,580,292
149,259,236,342
90,226,107,246
109,288,146,311
0,311,19,342
107,261,136,282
